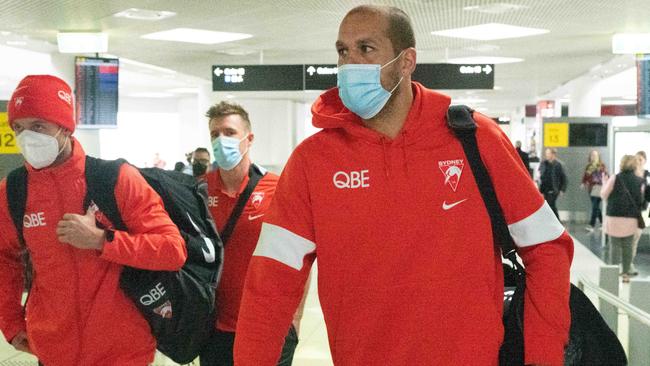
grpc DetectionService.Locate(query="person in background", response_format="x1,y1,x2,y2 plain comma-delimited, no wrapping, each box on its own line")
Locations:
198,101,301,366
0,75,186,365
515,140,532,177
191,147,212,178
581,150,607,232
539,147,568,219
234,5,572,366
601,155,644,283
173,161,186,172
630,150,650,275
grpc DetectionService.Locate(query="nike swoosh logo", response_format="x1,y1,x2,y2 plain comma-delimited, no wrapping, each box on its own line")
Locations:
442,199,468,210
201,237,216,263
248,214,265,221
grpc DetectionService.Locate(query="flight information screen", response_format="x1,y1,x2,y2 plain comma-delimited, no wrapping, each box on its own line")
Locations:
75,57,119,127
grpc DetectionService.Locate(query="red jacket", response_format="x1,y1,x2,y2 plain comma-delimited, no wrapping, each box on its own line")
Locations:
0,139,186,366
235,83,573,366
206,167,279,332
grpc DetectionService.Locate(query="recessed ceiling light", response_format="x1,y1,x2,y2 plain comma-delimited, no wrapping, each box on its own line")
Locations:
6,40,27,46
113,8,176,21
493,86,503,90
0,31,11,36
432,23,548,41
463,3,528,14
446,56,523,64
226,94,236,99
141,28,252,45
464,44,501,53
612,33,650,54
116,56,177,74
57,32,108,53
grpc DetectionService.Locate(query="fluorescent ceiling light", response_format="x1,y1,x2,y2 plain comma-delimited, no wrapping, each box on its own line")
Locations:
432,23,548,41
0,31,11,36
128,92,174,98
57,32,108,53
141,28,252,45
463,3,528,14
446,56,523,64
113,8,176,21
602,99,637,105
452,98,487,104
167,87,198,93
6,40,27,46
116,56,177,74
612,33,650,54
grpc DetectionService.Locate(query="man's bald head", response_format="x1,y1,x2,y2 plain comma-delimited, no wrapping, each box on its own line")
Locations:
344,5,415,56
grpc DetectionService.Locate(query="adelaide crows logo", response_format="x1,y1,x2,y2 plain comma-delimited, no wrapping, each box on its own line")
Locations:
438,159,464,192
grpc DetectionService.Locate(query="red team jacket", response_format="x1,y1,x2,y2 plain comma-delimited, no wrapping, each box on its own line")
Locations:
0,140,186,366
205,168,279,332
235,83,573,365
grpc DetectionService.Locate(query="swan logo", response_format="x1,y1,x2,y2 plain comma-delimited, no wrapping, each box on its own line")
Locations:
438,159,464,192
251,192,265,209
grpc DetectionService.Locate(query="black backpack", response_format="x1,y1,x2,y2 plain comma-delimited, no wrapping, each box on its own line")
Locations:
6,156,224,364
446,105,627,366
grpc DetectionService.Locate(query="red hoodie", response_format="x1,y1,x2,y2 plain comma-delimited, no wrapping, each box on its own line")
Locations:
235,82,573,366
0,139,186,366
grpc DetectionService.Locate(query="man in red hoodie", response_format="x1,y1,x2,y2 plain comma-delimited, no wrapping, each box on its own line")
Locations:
235,5,573,366
0,75,187,365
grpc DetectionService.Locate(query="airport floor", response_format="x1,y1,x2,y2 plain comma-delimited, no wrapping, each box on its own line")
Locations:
0,221,644,366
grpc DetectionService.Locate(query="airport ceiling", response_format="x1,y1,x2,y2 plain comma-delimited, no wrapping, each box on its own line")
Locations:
1,0,649,115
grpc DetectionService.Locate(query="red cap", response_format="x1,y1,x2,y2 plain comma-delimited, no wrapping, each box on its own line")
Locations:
8,75,76,132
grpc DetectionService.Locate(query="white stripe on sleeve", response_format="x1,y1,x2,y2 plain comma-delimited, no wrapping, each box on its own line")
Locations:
507,201,565,247
253,223,316,270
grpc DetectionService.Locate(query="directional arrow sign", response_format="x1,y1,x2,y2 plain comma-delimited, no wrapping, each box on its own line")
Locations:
307,66,316,76
213,67,223,77
483,65,493,75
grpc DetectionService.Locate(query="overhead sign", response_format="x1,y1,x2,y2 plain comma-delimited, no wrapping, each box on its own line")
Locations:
212,65,303,91
412,64,494,90
213,63,495,91
305,65,338,90
0,112,19,154
544,122,569,147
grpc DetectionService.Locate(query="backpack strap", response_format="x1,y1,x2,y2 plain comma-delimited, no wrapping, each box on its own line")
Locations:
6,166,28,245
446,105,518,264
220,164,266,245
84,156,128,231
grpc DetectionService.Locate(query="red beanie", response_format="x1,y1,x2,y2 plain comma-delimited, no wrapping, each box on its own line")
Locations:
8,75,76,133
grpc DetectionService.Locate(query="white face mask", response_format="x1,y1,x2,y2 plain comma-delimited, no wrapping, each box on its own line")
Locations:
16,129,67,169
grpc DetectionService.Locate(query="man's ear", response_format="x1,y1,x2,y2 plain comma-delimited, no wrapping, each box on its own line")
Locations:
402,47,417,76
248,132,255,145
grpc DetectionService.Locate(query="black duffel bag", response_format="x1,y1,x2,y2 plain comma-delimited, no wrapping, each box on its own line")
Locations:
448,105,627,366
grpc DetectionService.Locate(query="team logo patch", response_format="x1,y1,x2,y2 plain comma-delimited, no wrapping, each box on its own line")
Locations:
251,192,265,209
438,159,464,192
153,300,173,319
14,97,24,108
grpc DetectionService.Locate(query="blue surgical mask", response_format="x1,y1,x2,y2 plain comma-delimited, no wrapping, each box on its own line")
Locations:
337,51,404,119
212,134,249,171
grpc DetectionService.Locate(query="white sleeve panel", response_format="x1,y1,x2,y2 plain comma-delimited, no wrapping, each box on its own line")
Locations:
253,223,316,271
507,201,565,247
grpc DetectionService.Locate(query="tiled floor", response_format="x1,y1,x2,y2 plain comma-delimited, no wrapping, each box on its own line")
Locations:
0,225,640,366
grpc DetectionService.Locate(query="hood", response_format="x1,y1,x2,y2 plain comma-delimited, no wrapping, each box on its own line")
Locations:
311,82,452,146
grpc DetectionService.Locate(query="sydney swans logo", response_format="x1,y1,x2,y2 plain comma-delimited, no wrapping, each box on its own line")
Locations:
438,159,464,192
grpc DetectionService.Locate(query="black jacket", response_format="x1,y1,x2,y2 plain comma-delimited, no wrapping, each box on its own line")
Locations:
539,159,567,194
606,171,644,218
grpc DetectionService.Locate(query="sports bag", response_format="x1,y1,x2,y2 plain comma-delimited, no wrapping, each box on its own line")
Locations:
447,105,627,366
7,156,224,364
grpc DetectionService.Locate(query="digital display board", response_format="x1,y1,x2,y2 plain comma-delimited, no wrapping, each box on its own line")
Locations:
569,123,608,147
213,63,495,91
212,65,303,91
75,57,119,128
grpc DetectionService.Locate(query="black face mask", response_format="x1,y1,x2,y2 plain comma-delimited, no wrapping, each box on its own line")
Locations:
192,162,208,177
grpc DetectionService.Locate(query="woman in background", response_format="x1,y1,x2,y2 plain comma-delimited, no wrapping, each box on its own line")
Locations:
582,150,607,232
601,155,645,283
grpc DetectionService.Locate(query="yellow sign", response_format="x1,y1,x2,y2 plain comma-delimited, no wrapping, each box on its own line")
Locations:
0,112,20,154
544,122,569,147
